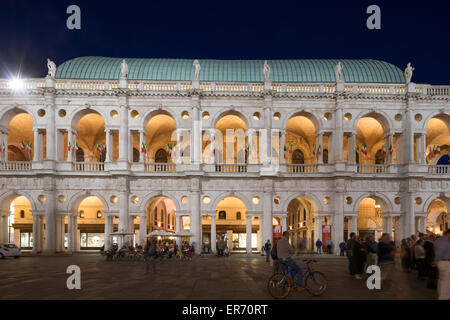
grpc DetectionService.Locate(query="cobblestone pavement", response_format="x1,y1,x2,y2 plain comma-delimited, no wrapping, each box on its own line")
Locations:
0,253,437,300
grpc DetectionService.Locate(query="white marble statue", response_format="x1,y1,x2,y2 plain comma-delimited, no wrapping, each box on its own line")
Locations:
193,60,201,80
404,62,415,84
120,59,129,78
47,59,57,78
334,61,343,82
263,60,271,82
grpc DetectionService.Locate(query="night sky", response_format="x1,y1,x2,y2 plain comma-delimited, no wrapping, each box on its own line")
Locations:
1,0,450,84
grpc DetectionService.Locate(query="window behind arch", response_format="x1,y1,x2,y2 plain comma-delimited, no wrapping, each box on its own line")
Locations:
219,211,227,220
155,149,168,163
236,211,241,220
154,207,158,226
292,149,305,164
76,148,85,162
133,148,139,162
375,149,384,164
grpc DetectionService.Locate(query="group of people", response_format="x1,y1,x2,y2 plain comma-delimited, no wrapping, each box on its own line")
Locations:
143,240,196,273
315,239,334,254
400,232,449,293
344,229,450,300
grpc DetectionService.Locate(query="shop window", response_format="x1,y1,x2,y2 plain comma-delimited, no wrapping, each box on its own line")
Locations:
219,211,227,220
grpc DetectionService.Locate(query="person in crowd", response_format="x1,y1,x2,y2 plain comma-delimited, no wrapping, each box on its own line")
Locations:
410,234,418,271
326,239,332,254
400,239,411,272
352,236,367,279
364,235,378,273
434,229,450,300
316,239,323,254
271,238,281,275
414,239,426,280
346,233,356,275
144,239,157,274
264,240,272,263
377,233,396,290
339,241,346,256
224,246,230,257
424,234,437,289
277,231,306,292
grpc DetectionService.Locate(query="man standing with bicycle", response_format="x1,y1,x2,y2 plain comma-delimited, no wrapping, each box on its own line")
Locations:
277,231,307,292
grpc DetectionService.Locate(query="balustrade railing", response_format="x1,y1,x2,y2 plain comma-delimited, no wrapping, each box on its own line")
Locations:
0,161,32,171
357,164,389,174
428,165,449,175
286,164,318,174
145,163,176,172
215,164,248,173
1,78,450,96
72,162,105,172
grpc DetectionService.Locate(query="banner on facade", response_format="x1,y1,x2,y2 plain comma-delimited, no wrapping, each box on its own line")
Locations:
273,225,282,241
322,225,332,251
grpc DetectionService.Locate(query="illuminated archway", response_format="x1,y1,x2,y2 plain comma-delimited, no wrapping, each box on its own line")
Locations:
286,114,317,164
215,113,248,164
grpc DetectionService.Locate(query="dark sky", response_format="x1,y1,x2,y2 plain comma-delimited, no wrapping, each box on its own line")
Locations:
1,0,449,84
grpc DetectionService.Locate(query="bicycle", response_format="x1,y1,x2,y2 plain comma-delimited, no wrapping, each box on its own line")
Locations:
267,259,328,299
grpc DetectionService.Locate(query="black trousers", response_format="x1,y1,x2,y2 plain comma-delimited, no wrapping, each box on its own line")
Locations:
348,255,355,275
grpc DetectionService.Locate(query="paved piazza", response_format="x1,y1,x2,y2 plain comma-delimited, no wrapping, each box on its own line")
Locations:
0,254,436,300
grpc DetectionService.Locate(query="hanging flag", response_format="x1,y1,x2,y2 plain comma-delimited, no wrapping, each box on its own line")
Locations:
362,144,368,155
20,141,26,150
312,144,316,156
389,145,393,156
429,146,433,157
436,145,441,155
317,145,322,155
289,144,293,154
102,143,106,153
27,143,32,152
381,145,387,156
141,142,147,154
356,145,360,154
68,141,72,152
75,143,79,152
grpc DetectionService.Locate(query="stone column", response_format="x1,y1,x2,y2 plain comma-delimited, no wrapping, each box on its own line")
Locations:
419,132,427,164
349,216,358,236
105,129,113,162
176,215,182,248
403,193,416,238
280,130,286,164
46,104,56,161
210,129,216,164
263,190,273,244
67,214,74,254
263,106,272,165
281,215,287,234
315,216,323,243
56,130,65,162
332,194,344,254
247,129,254,164
67,130,74,162
211,214,217,253
317,131,324,164
348,132,356,164
72,215,78,252
119,191,130,242
118,105,129,163
0,214,7,243
139,130,146,163
44,191,57,254
382,215,393,238
139,214,147,246
176,130,182,164
33,129,40,161
104,215,112,250
417,216,426,234
246,215,253,254
55,215,62,252
191,104,201,164
404,108,415,164
334,104,344,163
32,214,40,253
190,184,201,254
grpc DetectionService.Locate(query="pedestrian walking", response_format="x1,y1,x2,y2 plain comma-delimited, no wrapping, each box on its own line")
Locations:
352,236,367,279
377,233,396,291
316,239,323,254
414,239,426,280
339,241,346,256
144,239,157,274
346,233,356,275
264,240,272,263
364,235,378,272
434,229,450,300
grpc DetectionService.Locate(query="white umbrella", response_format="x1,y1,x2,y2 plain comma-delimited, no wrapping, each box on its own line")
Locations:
146,230,175,237
175,230,194,238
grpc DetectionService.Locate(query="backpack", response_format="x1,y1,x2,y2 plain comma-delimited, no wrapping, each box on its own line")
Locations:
271,243,278,260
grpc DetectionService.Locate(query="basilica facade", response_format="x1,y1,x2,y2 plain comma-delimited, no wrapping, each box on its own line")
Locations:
0,57,449,255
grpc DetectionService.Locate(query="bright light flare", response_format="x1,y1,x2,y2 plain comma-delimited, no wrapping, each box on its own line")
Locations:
8,78,25,90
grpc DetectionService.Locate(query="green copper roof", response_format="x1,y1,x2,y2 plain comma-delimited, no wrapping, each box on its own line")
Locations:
56,57,405,83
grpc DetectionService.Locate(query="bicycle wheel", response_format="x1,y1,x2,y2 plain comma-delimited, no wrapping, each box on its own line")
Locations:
305,271,328,296
267,273,293,299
